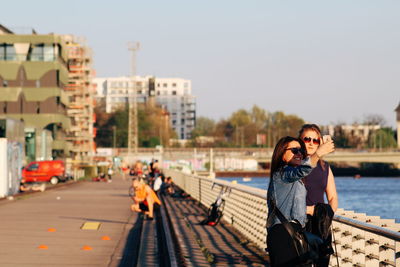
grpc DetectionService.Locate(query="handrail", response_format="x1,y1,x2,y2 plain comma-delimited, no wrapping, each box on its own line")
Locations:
333,215,400,242
209,177,267,199
185,173,400,243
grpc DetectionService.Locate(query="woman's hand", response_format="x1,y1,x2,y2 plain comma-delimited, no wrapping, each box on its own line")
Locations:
315,140,335,158
309,140,335,166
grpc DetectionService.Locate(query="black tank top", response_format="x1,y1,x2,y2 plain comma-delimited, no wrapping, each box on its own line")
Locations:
304,161,329,206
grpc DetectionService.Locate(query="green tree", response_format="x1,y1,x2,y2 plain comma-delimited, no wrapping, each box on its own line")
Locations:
191,116,216,138
368,128,397,149
250,105,267,129
214,120,235,147
265,111,304,147
94,104,175,148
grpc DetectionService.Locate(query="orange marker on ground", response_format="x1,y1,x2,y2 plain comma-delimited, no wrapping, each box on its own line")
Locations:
101,236,110,240
38,245,48,250
81,245,93,250
47,228,56,232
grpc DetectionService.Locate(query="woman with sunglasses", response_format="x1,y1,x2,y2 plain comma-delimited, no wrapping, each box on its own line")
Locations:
299,124,338,267
267,136,334,267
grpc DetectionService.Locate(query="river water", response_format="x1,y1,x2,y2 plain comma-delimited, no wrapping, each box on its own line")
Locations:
219,176,400,223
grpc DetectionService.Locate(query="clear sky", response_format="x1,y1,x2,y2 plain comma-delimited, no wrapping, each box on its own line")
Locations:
3,0,400,127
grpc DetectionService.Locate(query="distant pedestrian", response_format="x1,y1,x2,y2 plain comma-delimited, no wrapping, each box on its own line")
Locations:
107,165,114,183
153,174,163,193
161,176,175,196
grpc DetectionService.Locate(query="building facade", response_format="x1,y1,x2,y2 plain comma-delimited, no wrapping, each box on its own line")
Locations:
94,76,196,140
0,25,71,162
64,35,96,164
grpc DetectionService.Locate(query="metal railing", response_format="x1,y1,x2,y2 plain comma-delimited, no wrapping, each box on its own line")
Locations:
164,169,400,267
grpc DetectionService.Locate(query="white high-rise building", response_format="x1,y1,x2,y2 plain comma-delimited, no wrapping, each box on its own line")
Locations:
93,76,196,140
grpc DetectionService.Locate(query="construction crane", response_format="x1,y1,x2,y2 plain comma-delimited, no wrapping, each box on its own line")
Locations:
127,42,140,155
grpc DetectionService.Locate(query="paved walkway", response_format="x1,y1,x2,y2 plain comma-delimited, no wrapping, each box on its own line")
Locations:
0,174,270,267
0,175,135,267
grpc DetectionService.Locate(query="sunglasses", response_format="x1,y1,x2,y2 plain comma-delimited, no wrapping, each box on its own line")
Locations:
285,147,304,155
303,137,320,145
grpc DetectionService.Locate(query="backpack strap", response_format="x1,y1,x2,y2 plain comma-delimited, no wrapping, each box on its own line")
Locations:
268,196,303,256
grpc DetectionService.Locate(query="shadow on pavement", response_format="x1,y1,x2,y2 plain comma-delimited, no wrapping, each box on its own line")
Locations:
118,214,143,267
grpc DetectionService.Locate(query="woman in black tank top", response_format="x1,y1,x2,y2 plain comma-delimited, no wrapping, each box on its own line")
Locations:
299,124,338,267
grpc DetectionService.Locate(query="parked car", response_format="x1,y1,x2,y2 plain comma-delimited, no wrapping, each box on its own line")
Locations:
21,160,66,185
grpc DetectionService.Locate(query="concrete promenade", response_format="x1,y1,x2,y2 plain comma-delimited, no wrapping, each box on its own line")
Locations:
0,174,269,266
0,175,136,267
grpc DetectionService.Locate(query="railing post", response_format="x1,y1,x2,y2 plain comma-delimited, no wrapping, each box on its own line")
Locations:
209,148,215,178
193,148,197,175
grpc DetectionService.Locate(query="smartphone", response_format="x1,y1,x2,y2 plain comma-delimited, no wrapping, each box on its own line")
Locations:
322,135,332,143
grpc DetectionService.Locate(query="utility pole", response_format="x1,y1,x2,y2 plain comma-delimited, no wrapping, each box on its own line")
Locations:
127,42,140,155
112,126,116,149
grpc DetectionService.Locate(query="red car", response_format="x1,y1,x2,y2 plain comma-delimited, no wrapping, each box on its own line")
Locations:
22,160,66,185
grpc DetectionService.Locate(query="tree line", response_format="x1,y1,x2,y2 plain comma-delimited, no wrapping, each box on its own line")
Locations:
94,104,175,148
94,104,397,149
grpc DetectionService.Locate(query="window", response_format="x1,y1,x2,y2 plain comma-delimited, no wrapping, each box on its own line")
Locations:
172,91,177,95
3,80,8,87
30,44,54,61
157,91,160,96
172,83,177,87
157,83,160,87
4,44,16,61
0,44,5,60
172,120,176,125
163,83,167,87
43,44,54,61
27,163,39,171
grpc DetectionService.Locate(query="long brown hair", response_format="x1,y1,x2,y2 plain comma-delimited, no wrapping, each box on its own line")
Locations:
270,136,307,178
298,123,326,170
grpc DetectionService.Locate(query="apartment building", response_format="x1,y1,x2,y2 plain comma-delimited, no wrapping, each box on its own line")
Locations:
0,25,71,161
94,76,196,139
155,78,195,139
